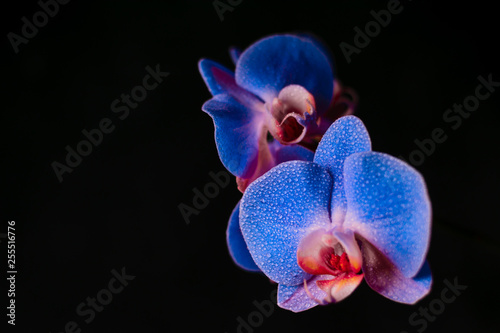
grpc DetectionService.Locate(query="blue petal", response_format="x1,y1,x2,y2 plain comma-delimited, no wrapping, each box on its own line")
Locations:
343,152,431,278
226,201,261,272
198,59,235,96
294,32,335,74
235,35,334,113
359,237,432,303
199,58,264,107
313,116,371,225
268,140,314,164
202,94,265,178
239,161,333,285
277,276,327,312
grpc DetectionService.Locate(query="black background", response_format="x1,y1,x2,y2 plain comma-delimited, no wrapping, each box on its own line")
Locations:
2,0,499,332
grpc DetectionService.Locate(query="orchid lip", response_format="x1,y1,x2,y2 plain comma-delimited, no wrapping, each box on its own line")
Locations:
265,84,318,145
297,228,361,276
297,227,364,304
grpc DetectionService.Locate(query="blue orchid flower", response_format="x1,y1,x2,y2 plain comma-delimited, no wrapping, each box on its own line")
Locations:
239,115,432,312
199,34,357,192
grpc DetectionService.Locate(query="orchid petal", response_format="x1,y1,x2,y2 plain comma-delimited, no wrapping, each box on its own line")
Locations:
235,35,333,113
235,141,314,192
268,140,314,164
240,161,332,285
359,237,432,303
277,276,329,312
198,59,263,108
202,94,265,178
226,201,261,272
313,116,371,225
198,59,235,96
294,32,335,74
343,152,431,277
316,273,364,303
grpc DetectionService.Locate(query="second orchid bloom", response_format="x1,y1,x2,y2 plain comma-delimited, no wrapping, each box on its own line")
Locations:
239,116,432,312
